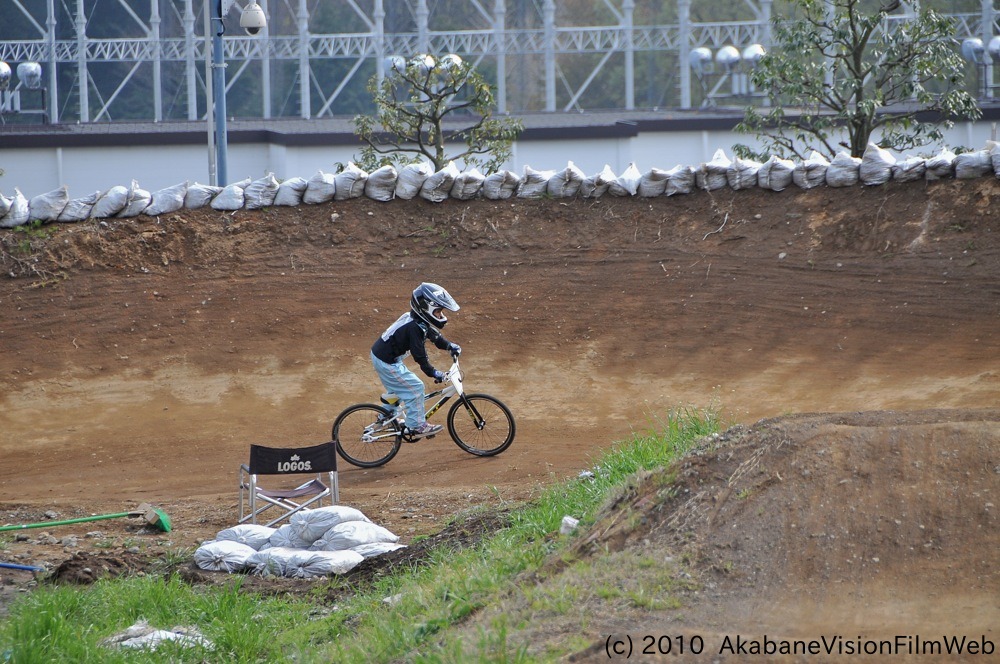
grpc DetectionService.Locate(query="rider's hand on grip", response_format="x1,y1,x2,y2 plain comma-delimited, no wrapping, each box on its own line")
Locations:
433,369,446,383
449,343,462,357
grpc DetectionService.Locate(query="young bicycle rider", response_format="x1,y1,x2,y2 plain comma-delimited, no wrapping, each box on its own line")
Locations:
370,283,462,440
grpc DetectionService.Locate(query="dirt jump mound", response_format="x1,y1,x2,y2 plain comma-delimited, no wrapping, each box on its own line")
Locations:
569,409,999,661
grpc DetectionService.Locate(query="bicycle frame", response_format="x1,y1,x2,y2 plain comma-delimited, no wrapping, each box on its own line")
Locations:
381,356,484,431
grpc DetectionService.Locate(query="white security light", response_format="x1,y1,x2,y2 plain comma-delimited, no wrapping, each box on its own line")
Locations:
715,45,741,72
742,44,766,68
385,56,407,74
961,38,985,63
988,36,1000,64
0,61,10,91
17,62,42,90
239,0,267,36
689,47,712,75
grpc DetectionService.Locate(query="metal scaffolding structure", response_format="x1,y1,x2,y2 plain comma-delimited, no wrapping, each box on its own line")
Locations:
0,0,996,125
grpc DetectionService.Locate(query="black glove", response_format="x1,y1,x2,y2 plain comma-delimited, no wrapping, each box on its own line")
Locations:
449,343,462,356
433,369,446,383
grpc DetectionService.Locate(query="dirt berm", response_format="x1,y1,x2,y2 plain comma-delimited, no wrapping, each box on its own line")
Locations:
0,177,997,653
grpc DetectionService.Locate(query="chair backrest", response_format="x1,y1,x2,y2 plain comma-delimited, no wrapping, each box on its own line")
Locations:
247,441,337,476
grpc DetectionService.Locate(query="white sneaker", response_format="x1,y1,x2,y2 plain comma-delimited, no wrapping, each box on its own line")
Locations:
409,422,443,439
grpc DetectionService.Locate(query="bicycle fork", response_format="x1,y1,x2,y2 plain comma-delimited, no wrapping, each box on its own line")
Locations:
457,396,487,430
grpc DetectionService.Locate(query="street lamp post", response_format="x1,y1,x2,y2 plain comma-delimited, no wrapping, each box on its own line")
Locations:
205,0,267,187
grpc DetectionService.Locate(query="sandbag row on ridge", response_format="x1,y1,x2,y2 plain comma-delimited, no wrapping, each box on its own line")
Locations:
0,143,993,228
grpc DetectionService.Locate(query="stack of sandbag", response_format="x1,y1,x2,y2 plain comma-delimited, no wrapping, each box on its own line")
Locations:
193,505,405,578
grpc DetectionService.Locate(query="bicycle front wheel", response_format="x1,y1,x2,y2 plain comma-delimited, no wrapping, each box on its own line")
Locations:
447,394,516,457
333,404,401,468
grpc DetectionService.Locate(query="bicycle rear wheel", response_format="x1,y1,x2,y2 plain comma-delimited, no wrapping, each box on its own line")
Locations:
447,393,516,457
333,404,401,468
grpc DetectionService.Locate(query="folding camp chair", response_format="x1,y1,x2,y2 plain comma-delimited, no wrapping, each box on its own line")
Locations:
238,441,340,527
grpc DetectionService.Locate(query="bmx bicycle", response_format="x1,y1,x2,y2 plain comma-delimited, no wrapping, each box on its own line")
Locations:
332,353,515,468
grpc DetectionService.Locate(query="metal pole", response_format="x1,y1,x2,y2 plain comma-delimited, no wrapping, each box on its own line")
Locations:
204,0,217,185
212,0,229,186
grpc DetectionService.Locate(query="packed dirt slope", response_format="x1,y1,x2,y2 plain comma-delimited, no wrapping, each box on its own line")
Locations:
0,176,998,645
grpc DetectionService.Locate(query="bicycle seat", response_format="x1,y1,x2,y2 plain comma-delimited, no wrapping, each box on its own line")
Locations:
380,393,400,406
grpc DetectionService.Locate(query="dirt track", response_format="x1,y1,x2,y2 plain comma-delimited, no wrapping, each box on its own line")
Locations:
1,177,998,642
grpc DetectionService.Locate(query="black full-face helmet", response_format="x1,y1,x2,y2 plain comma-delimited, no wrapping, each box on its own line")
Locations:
410,282,460,329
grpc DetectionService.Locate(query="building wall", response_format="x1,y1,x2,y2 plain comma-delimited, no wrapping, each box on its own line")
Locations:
1,120,995,200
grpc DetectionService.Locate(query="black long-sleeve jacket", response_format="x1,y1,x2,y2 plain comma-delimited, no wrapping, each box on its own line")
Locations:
371,312,453,377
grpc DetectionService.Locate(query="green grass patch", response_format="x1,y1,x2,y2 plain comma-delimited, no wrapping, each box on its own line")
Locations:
1,575,314,663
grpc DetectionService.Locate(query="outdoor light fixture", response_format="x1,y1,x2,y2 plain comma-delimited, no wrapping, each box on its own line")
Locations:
16,62,43,90
742,44,766,69
689,47,713,77
239,0,266,36
0,62,10,91
961,37,985,63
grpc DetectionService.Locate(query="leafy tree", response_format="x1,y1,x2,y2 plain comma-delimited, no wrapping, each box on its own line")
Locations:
353,55,522,174
734,0,981,160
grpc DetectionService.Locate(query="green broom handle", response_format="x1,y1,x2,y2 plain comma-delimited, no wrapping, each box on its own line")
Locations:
0,512,135,532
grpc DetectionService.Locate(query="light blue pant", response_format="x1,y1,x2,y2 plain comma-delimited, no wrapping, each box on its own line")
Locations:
371,351,426,429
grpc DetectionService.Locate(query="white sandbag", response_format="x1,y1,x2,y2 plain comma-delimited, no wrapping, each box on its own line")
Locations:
450,168,485,200
303,170,337,204
144,182,189,216
273,176,308,206
287,550,364,578
989,142,1000,179
116,180,152,218
608,162,642,196
637,168,670,197
792,151,830,189
57,190,100,222
0,189,30,228
290,506,372,544
310,521,399,551
244,173,280,209
90,186,129,218
924,147,955,180
697,149,731,191
891,155,927,183
210,182,245,210
395,161,434,200
482,170,521,199
29,186,70,222
268,523,313,549
757,156,795,191
546,161,585,198
419,161,460,203
215,524,276,551
664,164,697,196
954,146,992,179
334,162,369,200
245,546,300,576
352,542,407,559
517,165,556,198
193,540,256,573
860,143,896,186
580,164,617,198
364,165,398,202
0,191,11,218
726,157,761,191
184,183,223,210
826,151,862,187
